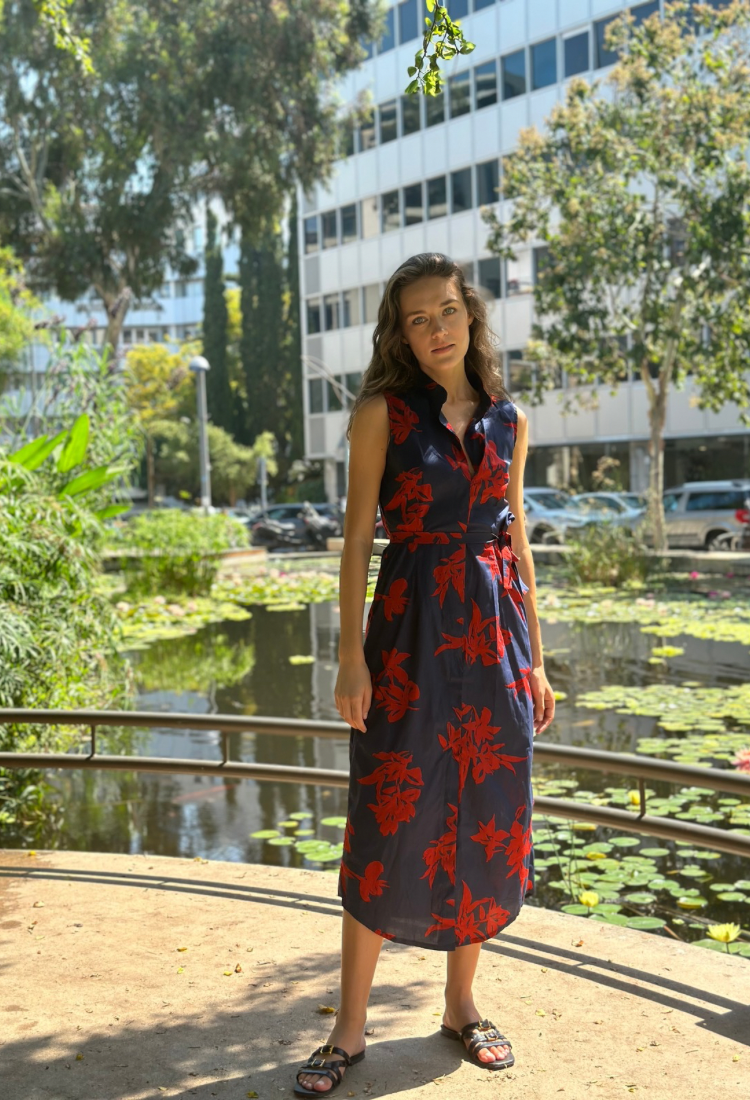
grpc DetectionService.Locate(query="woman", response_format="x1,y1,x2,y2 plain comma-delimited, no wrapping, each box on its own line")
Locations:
295,253,555,1096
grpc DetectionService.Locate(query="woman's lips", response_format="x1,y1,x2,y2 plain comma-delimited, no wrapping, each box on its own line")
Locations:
432,344,455,354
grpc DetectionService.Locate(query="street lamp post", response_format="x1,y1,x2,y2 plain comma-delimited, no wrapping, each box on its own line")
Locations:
301,354,358,499
189,355,212,513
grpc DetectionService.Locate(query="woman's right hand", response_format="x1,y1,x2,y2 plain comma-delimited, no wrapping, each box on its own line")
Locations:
335,657,373,733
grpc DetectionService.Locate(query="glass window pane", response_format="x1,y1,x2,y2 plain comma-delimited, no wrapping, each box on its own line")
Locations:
531,37,557,90
327,378,343,412
451,167,473,213
306,299,321,335
341,203,357,244
339,116,355,158
631,1,659,27
449,71,471,118
474,0,495,9
401,93,421,135
361,196,379,239
398,0,418,43
595,17,619,68
564,31,589,77
382,189,401,232
360,38,374,61
308,377,323,413
342,289,361,327
507,350,533,392
359,109,376,151
427,175,447,219
324,293,340,331
321,210,338,249
505,252,532,296
379,99,398,144
363,283,380,324
404,182,424,225
378,7,395,53
475,60,498,109
426,92,445,127
476,159,499,206
502,49,526,99
477,257,502,300
450,0,468,16
533,246,550,284
345,371,363,397
304,216,319,254
460,260,475,285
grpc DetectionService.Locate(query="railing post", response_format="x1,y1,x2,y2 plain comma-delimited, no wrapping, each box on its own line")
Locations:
638,777,647,819
221,731,230,766
89,724,96,759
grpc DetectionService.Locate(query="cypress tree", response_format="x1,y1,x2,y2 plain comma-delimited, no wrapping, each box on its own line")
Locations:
202,208,234,433
279,192,304,463
239,221,283,446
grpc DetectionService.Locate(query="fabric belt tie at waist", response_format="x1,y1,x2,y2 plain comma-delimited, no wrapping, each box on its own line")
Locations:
387,528,520,593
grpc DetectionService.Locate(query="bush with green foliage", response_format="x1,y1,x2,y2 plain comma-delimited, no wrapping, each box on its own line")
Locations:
110,510,249,597
562,523,657,587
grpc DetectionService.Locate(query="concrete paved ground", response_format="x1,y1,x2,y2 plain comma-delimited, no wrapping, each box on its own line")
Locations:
0,849,747,1100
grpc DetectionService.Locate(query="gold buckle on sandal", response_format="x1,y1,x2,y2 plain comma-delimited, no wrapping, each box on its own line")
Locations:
319,1045,336,1055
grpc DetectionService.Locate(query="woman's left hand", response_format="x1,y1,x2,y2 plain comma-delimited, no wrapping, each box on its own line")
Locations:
529,666,555,737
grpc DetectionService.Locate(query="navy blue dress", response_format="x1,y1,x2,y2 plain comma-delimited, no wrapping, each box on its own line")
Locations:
338,362,535,951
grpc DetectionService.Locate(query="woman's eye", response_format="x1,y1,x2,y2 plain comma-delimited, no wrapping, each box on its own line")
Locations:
412,317,426,325
444,307,456,315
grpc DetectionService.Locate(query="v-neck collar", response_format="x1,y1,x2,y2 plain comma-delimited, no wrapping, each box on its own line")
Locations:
415,360,492,421
415,360,491,480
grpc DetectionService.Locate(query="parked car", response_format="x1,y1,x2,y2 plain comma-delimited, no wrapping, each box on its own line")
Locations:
635,480,750,551
522,488,592,545
250,502,342,548
571,491,647,518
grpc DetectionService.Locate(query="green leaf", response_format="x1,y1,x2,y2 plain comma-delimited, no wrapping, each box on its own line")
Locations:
94,504,130,521
58,465,121,499
8,429,67,470
625,916,666,931
426,0,436,12
56,414,90,473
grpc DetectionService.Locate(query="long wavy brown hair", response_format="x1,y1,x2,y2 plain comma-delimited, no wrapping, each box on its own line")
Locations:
346,252,509,440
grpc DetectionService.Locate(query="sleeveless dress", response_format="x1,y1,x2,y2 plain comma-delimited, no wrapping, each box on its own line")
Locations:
337,361,535,951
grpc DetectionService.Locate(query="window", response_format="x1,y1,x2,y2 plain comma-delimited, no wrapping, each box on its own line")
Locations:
306,299,321,335
304,215,319,254
478,257,502,300
663,492,680,513
476,159,499,206
401,93,421,135
321,210,338,249
427,175,447,219
449,0,468,16
342,288,361,327
564,30,589,77
174,281,187,298
324,293,340,331
382,190,401,232
360,38,374,61
361,196,379,239
346,371,363,397
338,116,355,158
531,37,557,90
505,252,532,296
341,204,357,244
475,60,498,109
502,49,526,99
460,260,475,285
449,71,471,118
426,92,445,127
363,283,381,323
631,1,660,27
308,377,324,413
327,378,343,412
404,182,424,225
359,109,376,151
379,99,398,144
685,490,748,511
474,0,495,9
507,349,533,392
122,329,132,344
399,0,418,43
378,6,395,53
595,17,619,68
451,167,473,213
533,246,551,284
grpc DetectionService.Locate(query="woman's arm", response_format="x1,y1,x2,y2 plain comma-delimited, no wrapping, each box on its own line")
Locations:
335,394,390,732
505,406,555,736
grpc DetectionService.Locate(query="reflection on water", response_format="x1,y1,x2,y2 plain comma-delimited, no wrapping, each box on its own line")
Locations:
49,592,748,903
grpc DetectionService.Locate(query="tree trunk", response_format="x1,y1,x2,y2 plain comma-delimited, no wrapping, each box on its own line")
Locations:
102,286,133,355
646,390,668,552
146,433,156,508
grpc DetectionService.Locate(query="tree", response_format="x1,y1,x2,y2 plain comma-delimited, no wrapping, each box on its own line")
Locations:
278,192,304,466
484,1,750,550
238,223,285,448
0,246,39,390
123,342,196,506
202,208,234,434
153,420,277,505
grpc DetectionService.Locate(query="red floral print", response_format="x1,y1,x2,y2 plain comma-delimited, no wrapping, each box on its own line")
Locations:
432,545,465,607
505,805,532,889
470,814,510,861
388,395,421,444
469,440,510,512
438,703,528,801
374,577,409,620
434,600,513,664
343,815,354,853
340,859,389,902
421,804,457,887
358,750,424,836
506,667,532,700
425,880,511,944
372,648,420,722
385,468,432,513
375,928,396,940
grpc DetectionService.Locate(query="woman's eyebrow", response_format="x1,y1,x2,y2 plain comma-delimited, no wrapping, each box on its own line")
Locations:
404,297,459,318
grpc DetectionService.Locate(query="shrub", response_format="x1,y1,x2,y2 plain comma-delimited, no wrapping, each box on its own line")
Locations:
562,522,657,587
111,510,249,597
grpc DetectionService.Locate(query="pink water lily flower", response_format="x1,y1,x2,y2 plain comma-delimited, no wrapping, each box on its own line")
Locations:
734,749,750,774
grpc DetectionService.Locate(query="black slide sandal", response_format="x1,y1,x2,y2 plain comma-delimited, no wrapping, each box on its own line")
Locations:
294,1043,366,1097
440,1017,514,1071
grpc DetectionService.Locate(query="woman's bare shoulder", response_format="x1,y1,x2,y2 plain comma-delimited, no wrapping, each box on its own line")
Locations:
351,393,389,437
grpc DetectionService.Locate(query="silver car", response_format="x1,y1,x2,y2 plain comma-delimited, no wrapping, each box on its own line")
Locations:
653,480,750,551
522,488,591,545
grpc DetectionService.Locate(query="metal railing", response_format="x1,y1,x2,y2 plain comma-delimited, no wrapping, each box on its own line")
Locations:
1,708,749,859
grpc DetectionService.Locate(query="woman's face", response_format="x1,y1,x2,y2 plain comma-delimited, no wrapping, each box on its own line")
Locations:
399,275,473,375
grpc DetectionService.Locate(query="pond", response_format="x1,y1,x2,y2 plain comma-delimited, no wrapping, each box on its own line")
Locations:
44,562,750,954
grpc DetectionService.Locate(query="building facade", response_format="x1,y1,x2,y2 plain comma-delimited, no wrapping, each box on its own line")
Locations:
297,0,749,502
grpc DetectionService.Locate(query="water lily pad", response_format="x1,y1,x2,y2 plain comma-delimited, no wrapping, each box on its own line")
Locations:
320,816,348,828
609,837,641,848
561,904,592,915
676,896,708,909
716,892,748,903
626,916,666,930
250,829,281,839
640,848,670,858
267,837,295,846
277,820,299,829
289,811,313,820
624,892,657,905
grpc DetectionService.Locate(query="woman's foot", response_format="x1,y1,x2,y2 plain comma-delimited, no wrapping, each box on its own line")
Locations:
295,1023,366,1094
442,999,511,1065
